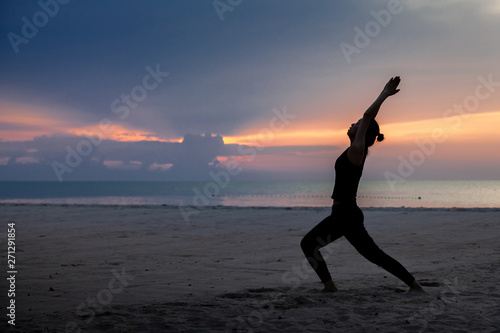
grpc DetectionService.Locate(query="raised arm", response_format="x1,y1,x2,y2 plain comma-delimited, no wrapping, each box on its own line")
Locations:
347,76,400,165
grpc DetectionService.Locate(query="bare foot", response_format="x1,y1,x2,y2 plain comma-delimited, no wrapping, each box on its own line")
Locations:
407,280,425,293
322,280,339,292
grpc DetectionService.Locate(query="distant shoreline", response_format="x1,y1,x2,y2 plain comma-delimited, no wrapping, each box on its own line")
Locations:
2,202,500,211
2,180,499,208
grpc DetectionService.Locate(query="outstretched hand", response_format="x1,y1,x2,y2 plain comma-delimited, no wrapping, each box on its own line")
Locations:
381,76,401,97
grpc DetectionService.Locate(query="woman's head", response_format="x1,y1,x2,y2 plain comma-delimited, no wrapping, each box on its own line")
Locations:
365,119,384,147
347,118,384,148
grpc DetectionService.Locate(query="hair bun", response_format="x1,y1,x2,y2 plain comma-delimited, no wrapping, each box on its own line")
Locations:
377,133,384,142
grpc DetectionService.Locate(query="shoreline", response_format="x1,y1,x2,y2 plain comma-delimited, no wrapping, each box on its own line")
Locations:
2,202,500,211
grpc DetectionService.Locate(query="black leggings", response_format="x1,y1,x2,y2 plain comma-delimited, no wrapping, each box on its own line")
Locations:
300,204,415,286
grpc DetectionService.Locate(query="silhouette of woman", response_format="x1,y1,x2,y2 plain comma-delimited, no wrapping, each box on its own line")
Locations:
301,77,424,292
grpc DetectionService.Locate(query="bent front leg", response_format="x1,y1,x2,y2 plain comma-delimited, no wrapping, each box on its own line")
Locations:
300,215,342,283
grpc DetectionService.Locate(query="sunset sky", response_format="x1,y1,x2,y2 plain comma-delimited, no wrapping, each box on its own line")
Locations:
1,0,500,181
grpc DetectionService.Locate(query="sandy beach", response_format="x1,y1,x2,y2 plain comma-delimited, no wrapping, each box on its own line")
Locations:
1,203,500,332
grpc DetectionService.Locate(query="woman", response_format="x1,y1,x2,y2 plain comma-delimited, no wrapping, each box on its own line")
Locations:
300,76,424,292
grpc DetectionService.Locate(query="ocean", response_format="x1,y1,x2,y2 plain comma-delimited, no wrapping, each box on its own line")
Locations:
0,180,499,208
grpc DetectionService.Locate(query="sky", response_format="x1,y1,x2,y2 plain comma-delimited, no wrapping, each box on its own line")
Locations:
1,0,500,181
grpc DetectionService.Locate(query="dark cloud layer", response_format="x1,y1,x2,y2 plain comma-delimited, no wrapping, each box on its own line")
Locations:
0,134,337,181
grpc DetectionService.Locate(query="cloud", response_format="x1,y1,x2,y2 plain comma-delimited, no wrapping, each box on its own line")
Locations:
3,0,498,140
0,133,338,181
0,1,366,139
1,0,499,183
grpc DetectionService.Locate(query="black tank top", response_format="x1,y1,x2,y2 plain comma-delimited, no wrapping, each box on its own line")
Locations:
331,148,365,203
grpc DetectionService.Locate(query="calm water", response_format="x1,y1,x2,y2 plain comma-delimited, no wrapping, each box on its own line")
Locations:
0,181,499,208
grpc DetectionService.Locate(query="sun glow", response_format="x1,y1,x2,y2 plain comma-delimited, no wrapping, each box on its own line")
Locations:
0,103,77,141
224,111,500,148
67,124,182,143
223,129,346,147
0,101,183,143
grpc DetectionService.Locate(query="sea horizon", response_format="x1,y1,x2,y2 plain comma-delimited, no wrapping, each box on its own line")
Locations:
1,180,499,209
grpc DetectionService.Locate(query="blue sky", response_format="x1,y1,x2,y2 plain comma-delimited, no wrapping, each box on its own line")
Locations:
1,0,358,136
1,0,500,181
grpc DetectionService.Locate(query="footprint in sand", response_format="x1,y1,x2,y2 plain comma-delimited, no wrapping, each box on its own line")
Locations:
419,280,441,287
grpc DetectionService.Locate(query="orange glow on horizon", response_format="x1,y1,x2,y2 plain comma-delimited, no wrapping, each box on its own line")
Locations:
224,110,500,147
382,110,500,144
0,103,77,141
67,124,182,143
2,98,498,150
0,101,184,143
223,129,346,147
